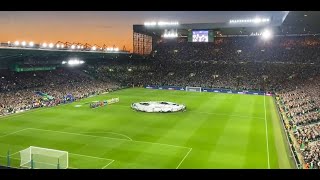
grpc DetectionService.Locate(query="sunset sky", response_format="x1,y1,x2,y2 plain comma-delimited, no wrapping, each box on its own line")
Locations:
0,11,281,52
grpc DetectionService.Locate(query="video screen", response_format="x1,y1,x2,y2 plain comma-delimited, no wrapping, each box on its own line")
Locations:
192,31,208,42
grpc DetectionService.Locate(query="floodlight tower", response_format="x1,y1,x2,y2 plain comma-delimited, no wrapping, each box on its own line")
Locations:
84,43,91,50
102,44,108,50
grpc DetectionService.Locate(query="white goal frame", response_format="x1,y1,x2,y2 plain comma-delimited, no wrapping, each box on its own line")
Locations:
185,86,202,92
19,146,69,169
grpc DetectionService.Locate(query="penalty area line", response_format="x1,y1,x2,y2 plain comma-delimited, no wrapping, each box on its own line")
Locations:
176,148,192,169
101,160,115,169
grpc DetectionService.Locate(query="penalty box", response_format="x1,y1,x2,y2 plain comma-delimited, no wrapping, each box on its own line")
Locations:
0,128,192,169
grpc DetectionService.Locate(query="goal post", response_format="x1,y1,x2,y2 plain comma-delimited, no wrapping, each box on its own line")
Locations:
185,86,202,92
19,146,68,169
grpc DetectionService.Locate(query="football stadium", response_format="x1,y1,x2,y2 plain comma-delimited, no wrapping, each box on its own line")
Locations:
0,11,319,169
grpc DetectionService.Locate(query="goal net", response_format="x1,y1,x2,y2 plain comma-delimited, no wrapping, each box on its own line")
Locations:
185,86,202,92
19,146,68,169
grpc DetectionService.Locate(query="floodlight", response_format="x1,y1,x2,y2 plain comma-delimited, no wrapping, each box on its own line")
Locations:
62,61,67,64
71,45,75,49
29,41,34,47
42,43,48,48
77,45,80,49
49,43,54,48
61,44,65,48
14,41,20,46
21,41,26,46
114,48,119,51
8,41,11,44
261,29,273,40
56,44,60,48
81,46,84,49
254,18,262,24
91,46,96,51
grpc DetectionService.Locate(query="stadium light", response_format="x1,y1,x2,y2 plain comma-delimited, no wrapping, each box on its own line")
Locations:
71,45,75,49
229,18,270,24
81,46,84,49
114,47,119,52
77,45,80,49
61,44,65,48
56,44,60,48
7,41,10,44
21,41,26,46
261,29,273,40
62,61,67,64
144,21,157,26
158,21,179,26
67,59,85,66
91,46,96,51
49,43,54,48
42,43,48,48
29,41,34,47
14,41,20,46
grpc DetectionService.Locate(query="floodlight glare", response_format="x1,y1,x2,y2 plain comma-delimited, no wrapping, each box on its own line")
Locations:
253,18,262,24
8,41,11,44
91,46,97,51
56,44,60,48
29,41,34,47
62,61,67,64
21,41,27,46
61,44,65,48
261,29,273,40
114,48,119,51
42,43,48,48
77,45,80,49
14,41,20,46
71,45,75,49
49,43,54,48
81,46,84,49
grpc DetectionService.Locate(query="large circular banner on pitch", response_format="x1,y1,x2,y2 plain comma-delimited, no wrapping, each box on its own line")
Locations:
131,101,186,113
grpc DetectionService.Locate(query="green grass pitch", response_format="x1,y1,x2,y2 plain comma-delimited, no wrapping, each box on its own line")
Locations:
0,88,294,169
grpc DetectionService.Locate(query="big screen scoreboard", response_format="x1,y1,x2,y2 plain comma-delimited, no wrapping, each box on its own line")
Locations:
188,30,214,42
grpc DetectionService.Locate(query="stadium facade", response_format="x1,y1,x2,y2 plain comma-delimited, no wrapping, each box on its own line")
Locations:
133,11,289,55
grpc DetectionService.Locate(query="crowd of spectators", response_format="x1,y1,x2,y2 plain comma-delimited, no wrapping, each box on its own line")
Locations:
277,75,320,169
0,69,120,115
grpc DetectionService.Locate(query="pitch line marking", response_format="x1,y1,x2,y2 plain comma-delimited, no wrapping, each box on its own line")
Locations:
264,94,270,169
176,148,192,169
101,160,115,169
27,128,191,150
193,111,265,120
69,153,114,161
0,128,30,138
80,132,132,141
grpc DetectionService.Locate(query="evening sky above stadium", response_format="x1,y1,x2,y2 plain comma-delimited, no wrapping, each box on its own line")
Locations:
0,11,286,52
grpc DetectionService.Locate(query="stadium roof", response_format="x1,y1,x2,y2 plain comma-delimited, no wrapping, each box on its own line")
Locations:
0,48,144,68
134,11,320,37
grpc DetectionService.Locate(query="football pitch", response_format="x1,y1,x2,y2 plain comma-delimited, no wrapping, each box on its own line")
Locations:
0,88,294,169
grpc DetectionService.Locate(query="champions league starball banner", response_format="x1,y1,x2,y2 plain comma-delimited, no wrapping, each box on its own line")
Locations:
145,85,269,96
